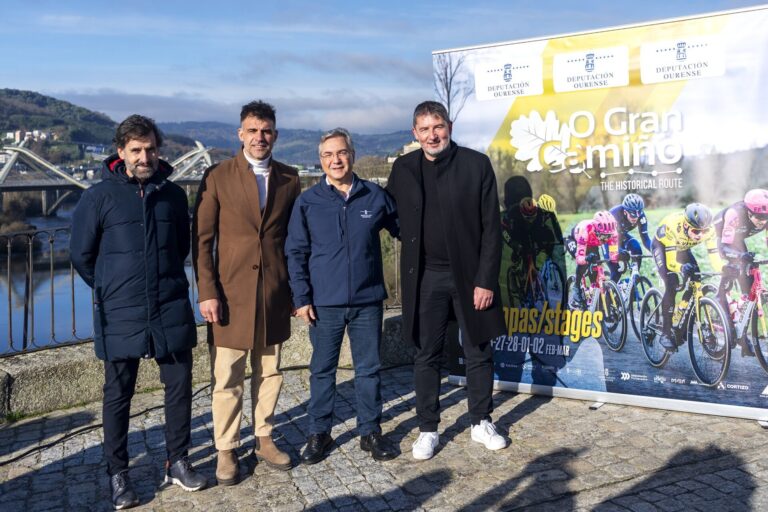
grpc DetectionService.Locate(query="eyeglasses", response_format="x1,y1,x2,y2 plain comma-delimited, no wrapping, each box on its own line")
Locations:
625,210,640,218
688,226,703,235
320,150,351,160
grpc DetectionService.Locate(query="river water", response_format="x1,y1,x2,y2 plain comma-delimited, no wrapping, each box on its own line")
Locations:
0,205,203,354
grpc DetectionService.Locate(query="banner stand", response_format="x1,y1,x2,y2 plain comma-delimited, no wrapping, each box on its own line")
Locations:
438,4,768,422
448,376,768,422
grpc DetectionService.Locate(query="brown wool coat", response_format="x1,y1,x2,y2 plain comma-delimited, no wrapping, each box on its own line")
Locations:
193,151,300,349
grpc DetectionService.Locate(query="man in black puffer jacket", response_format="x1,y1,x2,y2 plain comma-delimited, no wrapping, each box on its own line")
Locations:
71,115,206,510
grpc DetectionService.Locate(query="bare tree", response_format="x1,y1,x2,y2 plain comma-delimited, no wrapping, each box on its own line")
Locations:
433,53,474,123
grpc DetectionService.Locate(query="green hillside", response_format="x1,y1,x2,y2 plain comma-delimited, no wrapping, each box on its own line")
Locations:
0,88,115,144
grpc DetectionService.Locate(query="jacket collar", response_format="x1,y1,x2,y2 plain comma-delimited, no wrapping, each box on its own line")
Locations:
322,173,361,200
101,154,172,190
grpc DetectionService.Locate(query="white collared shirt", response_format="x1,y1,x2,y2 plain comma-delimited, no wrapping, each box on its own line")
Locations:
243,149,270,211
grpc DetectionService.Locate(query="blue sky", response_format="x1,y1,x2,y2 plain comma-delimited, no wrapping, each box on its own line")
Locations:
1,0,764,133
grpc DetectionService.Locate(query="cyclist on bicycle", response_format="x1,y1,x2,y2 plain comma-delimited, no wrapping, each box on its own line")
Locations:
608,193,652,282
652,203,719,350
713,188,768,355
565,211,619,310
502,197,562,270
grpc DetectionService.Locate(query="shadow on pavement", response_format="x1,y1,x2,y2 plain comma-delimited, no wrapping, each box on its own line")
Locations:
593,445,755,512
457,447,584,512
304,468,453,511
0,410,96,459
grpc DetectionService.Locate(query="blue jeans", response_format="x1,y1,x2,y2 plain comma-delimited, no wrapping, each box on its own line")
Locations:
308,302,383,436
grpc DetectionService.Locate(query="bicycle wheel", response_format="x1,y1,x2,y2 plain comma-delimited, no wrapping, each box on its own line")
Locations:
598,280,627,351
628,276,653,340
751,294,768,374
687,296,731,387
639,288,669,367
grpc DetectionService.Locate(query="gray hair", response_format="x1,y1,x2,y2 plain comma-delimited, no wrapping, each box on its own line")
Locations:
412,101,450,127
318,127,355,157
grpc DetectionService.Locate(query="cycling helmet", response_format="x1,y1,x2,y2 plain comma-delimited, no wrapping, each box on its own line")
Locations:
684,203,713,230
593,210,617,235
622,193,645,213
744,189,768,215
519,197,537,218
537,194,557,213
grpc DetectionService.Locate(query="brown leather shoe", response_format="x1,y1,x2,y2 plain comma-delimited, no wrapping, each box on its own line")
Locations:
254,435,292,471
216,449,240,486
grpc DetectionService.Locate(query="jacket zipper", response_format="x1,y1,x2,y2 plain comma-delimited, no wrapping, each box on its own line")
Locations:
343,201,351,306
139,180,152,358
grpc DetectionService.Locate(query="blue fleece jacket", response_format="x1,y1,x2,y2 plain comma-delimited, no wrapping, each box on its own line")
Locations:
286,175,398,307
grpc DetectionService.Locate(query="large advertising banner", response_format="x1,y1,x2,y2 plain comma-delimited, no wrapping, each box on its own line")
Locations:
441,6,768,419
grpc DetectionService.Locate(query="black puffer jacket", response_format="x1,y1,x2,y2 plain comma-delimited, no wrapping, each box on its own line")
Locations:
70,155,196,361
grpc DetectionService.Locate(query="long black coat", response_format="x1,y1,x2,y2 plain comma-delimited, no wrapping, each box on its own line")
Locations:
71,155,197,361
386,141,505,347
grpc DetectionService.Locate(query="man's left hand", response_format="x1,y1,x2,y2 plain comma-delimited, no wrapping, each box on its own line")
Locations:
474,287,494,310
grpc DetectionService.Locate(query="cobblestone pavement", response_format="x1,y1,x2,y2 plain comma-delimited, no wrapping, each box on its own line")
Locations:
2,366,768,511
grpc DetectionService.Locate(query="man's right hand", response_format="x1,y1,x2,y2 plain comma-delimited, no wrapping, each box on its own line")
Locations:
294,304,317,326
199,298,222,324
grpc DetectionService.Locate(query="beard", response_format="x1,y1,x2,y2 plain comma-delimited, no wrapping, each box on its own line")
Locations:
423,140,450,158
126,162,157,181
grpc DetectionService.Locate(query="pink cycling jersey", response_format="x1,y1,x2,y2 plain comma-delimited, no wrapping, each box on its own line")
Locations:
573,219,619,266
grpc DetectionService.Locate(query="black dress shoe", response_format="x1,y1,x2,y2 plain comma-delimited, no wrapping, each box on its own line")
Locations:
360,432,397,461
110,470,139,510
301,433,333,465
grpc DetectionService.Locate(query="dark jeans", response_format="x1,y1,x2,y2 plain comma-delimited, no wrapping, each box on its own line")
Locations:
415,268,494,432
103,349,193,476
308,303,384,436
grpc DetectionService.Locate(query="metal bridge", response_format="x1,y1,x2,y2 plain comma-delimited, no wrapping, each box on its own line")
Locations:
0,140,212,214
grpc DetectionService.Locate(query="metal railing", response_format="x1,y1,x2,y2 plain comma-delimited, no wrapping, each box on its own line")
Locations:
1,227,92,356
0,227,402,357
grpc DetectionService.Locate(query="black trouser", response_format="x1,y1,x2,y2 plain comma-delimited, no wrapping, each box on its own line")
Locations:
414,268,494,432
651,240,698,334
103,348,193,476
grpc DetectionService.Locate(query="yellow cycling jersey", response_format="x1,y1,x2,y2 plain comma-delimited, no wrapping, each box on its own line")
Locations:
655,212,721,271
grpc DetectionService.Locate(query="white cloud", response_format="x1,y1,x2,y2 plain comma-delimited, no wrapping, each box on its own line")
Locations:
50,87,427,133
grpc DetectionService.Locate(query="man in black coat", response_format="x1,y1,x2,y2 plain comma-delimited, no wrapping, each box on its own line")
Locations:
386,101,507,460
71,115,206,509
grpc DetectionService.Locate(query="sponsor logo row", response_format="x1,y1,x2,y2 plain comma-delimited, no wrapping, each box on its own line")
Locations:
474,36,724,100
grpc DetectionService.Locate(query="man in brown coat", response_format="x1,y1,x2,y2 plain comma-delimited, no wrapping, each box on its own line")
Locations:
193,100,300,485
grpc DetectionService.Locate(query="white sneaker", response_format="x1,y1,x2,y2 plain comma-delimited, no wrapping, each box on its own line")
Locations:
470,420,507,450
411,432,439,460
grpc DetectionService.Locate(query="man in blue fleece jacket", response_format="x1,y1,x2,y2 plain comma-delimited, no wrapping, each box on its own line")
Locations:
286,127,399,464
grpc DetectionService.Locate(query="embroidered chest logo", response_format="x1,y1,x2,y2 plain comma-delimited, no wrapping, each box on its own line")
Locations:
360,209,373,219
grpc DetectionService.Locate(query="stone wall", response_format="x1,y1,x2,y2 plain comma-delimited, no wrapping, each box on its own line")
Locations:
0,312,410,419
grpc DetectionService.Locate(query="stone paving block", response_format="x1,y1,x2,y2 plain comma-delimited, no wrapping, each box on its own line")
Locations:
654,496,687,511
3,366,768,511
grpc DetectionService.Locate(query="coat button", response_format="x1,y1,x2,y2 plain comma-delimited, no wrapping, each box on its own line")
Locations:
410,237,416,243
408,267,414,274
252,264,259,270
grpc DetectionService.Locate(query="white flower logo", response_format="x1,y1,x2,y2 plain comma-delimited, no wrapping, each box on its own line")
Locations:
510,111,574,173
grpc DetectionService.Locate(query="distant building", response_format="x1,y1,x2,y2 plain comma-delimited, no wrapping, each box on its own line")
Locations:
387,140,421,163
402,141,420,154
7,129,52,143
